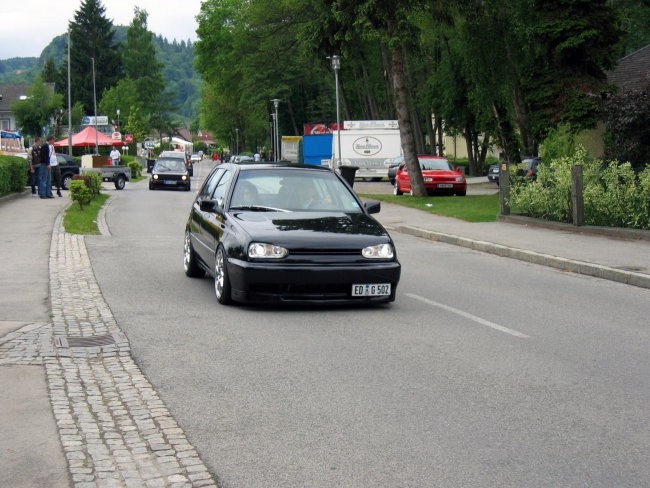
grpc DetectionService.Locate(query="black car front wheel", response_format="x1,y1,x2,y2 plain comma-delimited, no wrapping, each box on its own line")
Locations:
62,174,72,190
214,246,232,305
183,231,203,278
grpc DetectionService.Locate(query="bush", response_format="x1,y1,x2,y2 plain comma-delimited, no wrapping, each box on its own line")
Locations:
69,179,94,210
0,155,29,196
128,160,142,178
509,145,650,229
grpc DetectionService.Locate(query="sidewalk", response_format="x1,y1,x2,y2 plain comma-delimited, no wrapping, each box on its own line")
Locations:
374,202,650,290
0,185,649,487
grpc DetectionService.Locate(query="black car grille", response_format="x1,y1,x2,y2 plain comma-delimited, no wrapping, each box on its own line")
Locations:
249,281,350,299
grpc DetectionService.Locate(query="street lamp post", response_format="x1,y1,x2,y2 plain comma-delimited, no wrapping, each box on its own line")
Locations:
270,98,280,161
67,29,72,156
91,57,98,154
235,128,239,155
331,55,342,170
116,109,120,131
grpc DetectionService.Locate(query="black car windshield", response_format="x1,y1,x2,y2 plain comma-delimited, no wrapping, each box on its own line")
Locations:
154,159,186,172
230,169,363,213
419,158,452,170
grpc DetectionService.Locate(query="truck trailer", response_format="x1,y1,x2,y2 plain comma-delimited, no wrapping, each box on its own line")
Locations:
330,120,402,181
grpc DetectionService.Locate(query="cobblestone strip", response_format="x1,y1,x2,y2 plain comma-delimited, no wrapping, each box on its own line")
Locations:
42,213,218,487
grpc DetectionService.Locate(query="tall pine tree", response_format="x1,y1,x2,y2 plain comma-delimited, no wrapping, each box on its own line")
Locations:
68,0,122,114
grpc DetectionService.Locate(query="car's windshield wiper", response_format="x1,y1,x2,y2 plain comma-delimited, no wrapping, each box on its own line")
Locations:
230,205,290,212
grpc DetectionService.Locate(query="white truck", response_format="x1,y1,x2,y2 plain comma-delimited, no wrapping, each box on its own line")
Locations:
331,120,402,181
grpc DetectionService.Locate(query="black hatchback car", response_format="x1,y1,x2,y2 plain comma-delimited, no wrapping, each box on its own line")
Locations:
149,158,191,191
183,162,401,305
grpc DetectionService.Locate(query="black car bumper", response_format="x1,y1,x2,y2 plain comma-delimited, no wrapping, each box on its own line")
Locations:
150,178,190,189
227,258,401,304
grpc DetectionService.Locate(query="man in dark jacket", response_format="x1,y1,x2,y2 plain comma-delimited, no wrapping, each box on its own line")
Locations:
38,137,54,198
28,137,42,195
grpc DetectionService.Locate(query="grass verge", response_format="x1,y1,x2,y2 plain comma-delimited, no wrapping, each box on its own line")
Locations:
359,193,501,222
63,193,110,234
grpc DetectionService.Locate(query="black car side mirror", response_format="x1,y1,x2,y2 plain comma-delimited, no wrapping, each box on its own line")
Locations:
199,199,218,212
364,201,381,214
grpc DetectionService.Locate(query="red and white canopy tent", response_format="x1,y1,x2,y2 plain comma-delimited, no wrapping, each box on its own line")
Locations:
53,126,126,148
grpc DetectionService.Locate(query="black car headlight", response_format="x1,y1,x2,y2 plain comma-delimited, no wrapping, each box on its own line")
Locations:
248,243,288,259
182,175,188,181
153,174,159,180
362,243,394,259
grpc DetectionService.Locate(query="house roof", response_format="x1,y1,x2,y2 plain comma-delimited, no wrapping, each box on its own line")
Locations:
196,129,215,145
0,83,56,111
608,44,650,93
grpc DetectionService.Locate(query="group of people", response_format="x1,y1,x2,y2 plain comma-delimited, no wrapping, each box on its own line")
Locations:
27,136,62,199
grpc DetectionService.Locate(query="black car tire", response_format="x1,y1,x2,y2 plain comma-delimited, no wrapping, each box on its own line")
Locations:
393,183,403,196
183,231,203,278
456,190,467,196
114,175,126,190
149,181,154,190
62,174,72,190
214,246,232,305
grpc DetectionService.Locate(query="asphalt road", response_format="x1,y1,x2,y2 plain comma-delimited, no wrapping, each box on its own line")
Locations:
83,163,650,488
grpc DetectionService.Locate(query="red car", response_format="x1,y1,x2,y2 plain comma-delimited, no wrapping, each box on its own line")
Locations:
393,156,467,196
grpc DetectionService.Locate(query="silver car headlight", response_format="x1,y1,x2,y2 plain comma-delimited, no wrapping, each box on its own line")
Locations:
362,243,394,259
153,174,159,180
248,243,288,259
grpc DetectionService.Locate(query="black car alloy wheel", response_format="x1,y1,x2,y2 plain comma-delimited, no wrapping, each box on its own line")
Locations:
214,246,232,304
183,231,203,278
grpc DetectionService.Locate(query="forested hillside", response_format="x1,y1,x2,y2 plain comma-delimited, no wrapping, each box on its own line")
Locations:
0,28,199,120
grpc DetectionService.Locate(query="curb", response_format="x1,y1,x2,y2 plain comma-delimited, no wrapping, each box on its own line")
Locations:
394,224,650,290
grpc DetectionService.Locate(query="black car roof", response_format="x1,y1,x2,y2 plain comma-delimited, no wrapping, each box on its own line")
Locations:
232,162,333,172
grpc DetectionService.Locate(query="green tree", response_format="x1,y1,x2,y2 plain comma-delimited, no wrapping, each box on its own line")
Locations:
68,0,122,114
328,0,427,194
98,78,140,128
123,7,165,116
11,76,63,137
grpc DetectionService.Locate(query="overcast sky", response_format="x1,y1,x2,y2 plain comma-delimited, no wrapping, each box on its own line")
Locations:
1,0,202,59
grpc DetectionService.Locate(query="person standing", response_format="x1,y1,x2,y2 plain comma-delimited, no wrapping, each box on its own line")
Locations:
38,137,54,198
110,146,121,166
28,136,42,195
49,140,62,197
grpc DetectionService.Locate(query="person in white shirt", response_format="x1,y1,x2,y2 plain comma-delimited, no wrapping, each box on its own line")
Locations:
49,138,62,197
110,146,121,166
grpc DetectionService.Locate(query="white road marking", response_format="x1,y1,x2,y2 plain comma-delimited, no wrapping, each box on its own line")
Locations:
406,293,530,339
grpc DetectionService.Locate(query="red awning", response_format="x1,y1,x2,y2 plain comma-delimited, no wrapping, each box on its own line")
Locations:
53,126,126,148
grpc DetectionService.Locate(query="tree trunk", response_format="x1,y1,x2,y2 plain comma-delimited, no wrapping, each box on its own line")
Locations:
391,46,425,195
425,112,435,154
464,124,475,175
436,116,444,156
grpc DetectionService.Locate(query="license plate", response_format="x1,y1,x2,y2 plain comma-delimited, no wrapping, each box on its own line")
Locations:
352,283,391,296
438,183,453,188
424,177,433,182
164,180,176,185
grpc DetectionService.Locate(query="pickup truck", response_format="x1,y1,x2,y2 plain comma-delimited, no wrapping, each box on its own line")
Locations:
80,165,131,190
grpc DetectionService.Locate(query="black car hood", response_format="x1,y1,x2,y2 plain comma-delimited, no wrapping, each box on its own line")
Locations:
232,211,390,247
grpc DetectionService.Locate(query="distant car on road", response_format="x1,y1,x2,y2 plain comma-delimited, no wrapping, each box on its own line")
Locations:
394,155,466,196
183,162,401,305
149,158,191,191
487,162,500,185
385,155,403,185
487,157,542,185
